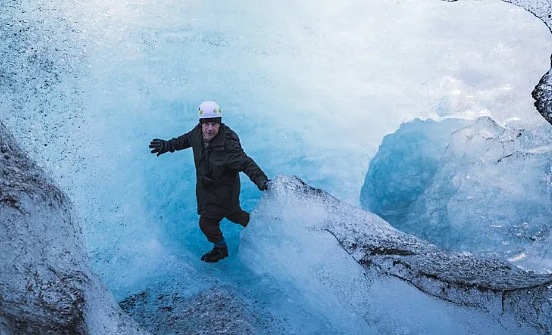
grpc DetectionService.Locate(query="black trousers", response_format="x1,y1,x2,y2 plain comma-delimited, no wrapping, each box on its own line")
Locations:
199,207,250,243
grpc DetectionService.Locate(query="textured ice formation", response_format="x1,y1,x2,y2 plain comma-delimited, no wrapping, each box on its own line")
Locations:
263,175,552,334
362,117,552,259
360,118,470,224
0,122,149,335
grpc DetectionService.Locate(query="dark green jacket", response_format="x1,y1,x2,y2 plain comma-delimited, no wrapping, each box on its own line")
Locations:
166,123,268,218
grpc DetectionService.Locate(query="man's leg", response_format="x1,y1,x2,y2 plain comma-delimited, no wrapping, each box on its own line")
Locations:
226,207,251,227
199,216,228,262
199,216,224,243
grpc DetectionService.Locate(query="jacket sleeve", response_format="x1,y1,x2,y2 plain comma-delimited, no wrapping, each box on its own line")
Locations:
165,131,193,152
226,136,268,187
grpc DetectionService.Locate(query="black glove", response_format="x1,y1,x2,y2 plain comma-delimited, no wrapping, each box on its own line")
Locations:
149,139,167,156
258,179,271,191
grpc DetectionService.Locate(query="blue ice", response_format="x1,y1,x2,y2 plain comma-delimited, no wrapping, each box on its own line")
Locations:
361,117,552,271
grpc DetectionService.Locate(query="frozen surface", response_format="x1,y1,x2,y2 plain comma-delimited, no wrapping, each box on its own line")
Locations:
361,117,552,271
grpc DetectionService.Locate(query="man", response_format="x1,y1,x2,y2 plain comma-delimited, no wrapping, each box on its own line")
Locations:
149,101,269,263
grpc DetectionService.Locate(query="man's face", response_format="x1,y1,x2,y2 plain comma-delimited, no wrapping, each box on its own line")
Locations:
201,121,220,141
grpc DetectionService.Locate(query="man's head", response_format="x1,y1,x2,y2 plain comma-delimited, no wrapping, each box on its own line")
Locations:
198,101,222,141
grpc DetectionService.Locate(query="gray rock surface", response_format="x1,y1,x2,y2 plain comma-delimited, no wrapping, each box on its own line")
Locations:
121,287,253,335
272,175,552,334
120,284,288,335
0,122,149,335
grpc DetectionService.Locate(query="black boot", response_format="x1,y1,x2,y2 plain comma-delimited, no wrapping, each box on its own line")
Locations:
201,244,228,263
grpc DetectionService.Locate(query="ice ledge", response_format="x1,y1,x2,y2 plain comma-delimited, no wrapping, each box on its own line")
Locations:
0,121,150,335
271,175,552,334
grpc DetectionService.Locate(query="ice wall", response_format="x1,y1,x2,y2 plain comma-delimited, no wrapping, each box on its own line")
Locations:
67,0,551,295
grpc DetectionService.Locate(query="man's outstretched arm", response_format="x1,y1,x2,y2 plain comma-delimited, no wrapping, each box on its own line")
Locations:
149,131,192,156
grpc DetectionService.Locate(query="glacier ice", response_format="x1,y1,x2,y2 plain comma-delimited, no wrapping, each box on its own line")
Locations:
1,0,552,334
361,116,552,267
361,118,470,224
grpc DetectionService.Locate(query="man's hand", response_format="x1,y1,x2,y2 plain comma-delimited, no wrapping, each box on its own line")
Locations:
258,179,271,191
149,139,167,156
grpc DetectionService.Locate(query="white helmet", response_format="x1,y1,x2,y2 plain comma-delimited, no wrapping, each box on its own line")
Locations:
198,101,222,119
